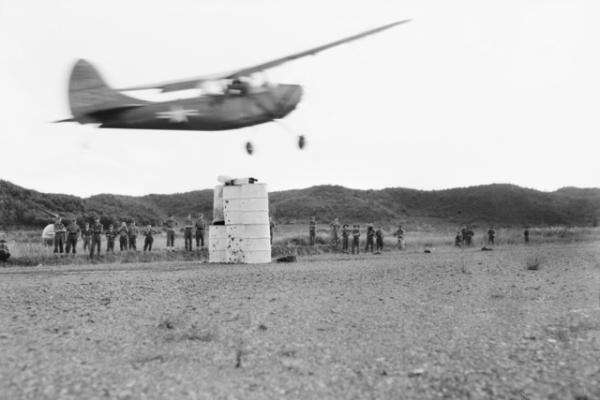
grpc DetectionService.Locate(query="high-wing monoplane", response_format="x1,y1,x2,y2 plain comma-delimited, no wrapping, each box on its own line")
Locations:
58,20,410,154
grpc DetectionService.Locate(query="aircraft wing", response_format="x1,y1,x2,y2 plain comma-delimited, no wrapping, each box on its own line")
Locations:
118,19,411,93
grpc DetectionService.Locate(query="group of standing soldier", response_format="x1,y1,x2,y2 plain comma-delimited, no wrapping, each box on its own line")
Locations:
51,214,206,258
308,216,405,254
455,226,531,246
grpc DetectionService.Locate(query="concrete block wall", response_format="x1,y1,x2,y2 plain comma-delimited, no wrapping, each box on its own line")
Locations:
209,182,271,264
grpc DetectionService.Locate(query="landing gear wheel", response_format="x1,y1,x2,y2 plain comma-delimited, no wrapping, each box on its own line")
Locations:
297,135,306,150
245,141,254,155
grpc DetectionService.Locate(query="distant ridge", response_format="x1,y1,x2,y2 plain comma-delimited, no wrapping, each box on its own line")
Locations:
0,180,598,228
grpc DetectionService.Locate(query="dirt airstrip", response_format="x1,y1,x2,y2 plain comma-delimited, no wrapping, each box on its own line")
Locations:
1,243,599,399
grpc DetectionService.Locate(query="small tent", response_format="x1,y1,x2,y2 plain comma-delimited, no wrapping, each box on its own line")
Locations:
42,224,55,246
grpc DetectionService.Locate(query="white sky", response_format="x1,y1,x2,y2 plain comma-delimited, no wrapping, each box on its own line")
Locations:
0,0,598,196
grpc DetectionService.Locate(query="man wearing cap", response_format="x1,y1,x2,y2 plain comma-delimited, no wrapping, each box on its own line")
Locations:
351,224,360,254
164,216,178,251
65,219,80,254
128,221,138,250
330,218,340,249
53,217,66,254
82,223,91,252
118,222,129,251
341,224,350,253
184,215,194,251
89,218,103,258
195,214,206,248
365,224,375,253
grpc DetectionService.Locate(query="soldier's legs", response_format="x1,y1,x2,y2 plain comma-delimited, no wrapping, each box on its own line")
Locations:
90,237,99,258
83,238,89,251
128,237,136,250
195,233,200,248
54,235,63,253
66,236,76,254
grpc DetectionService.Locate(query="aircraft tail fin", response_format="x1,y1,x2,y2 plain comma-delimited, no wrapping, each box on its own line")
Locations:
68,59,144,123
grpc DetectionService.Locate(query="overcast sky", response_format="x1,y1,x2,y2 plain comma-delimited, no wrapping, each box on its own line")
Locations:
0,0,598,196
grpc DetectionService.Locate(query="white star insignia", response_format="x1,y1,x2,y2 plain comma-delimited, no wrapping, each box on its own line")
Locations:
156,106,200,123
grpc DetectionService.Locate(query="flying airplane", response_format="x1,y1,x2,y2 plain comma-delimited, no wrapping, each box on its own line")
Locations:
58,19,411,154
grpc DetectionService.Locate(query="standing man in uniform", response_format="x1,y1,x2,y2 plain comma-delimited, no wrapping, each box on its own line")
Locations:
454,231,463,247
82,222,91,252
341,224,350,253
195,214,206,248
464,226,474,246
65,219,80,254
118,222,128,251
269,217,276,245
351,224,360,254
164,216,178,251
309,216,317,246
487,226,496,245
394,225,405,250
524,228,530,243
330,218,340,249
365,224,375,253
105,224,116,253
375,226,384,254
89,217,103,258
184,215,194,251
53,217,66,254
143,224,155,251
128,221,138,250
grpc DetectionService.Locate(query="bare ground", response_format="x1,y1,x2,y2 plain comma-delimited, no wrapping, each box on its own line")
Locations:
0,243,599,400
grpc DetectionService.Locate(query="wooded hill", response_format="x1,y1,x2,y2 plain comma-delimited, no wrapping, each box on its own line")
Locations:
0,180,598,228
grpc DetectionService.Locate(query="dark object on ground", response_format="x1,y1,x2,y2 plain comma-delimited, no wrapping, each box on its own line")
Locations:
213,221,225,226
481,247,493,251
407,368,425,377
526,255,542,270
235,349,242,368
423,249,432,254
276,255,297,263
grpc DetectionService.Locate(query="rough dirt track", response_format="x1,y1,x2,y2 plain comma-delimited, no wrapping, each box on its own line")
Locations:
1,243,599,399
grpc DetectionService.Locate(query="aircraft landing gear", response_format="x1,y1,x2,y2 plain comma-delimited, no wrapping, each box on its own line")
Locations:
245,141,254,155
298,135,306,150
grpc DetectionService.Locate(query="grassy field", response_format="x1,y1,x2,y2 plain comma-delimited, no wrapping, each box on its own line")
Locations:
0,241,598,399
2,226,599,266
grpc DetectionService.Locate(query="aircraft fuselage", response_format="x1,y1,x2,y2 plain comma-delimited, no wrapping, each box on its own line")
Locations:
96,84,303,131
